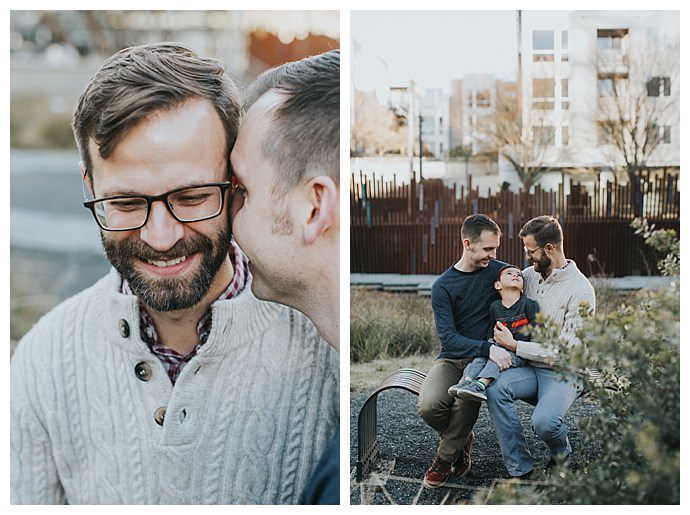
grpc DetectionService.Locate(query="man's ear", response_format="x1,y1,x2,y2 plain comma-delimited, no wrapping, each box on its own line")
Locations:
462,238,472,251
80,161,95,197
303,175,338,245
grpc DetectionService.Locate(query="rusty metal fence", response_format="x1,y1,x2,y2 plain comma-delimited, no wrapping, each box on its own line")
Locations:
350,172,680,277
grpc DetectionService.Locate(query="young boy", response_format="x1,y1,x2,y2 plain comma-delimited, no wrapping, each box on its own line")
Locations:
447,264,540,402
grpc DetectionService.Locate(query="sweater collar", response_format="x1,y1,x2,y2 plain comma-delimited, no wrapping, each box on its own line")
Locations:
543,259,578,282
103,267,280,357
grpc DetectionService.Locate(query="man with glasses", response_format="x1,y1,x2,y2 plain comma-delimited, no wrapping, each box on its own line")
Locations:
487,215,595,478
11,43,337,505
230,50,340,504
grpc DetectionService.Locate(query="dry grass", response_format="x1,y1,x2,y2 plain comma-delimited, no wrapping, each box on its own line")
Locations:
350,289,437,363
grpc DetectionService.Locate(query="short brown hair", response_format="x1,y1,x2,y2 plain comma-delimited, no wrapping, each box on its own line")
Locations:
72,42,241,183
242,49,339,195
519,215,563,248
461,214,501,242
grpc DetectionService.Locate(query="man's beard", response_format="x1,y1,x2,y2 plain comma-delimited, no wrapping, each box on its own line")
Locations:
533,253,552,279
102,229,230,312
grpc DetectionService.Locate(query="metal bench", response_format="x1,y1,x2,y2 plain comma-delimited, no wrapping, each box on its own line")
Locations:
355,366,613,482
356,368,426,481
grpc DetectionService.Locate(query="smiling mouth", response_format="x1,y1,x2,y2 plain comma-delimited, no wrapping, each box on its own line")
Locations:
144,255,188,268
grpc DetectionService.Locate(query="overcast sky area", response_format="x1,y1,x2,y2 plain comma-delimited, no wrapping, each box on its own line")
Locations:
352,10,520,93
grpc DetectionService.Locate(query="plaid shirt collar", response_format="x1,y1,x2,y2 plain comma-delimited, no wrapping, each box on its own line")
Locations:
121,239,248,384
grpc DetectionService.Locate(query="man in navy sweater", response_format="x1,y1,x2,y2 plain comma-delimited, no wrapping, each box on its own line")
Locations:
418,214,512,488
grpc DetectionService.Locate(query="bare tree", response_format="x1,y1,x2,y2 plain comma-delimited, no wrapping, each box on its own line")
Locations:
595,34,679,185
478,82,565,192
351,90,406,156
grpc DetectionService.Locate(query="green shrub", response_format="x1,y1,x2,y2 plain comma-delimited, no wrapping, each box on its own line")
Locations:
476,223,680,504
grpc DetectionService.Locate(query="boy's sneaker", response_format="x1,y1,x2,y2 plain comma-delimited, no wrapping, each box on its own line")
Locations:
447,378,474,398
422,454,452,489
454,380,487,402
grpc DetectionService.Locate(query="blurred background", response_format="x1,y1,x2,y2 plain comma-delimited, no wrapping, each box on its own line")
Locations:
10,10,340,354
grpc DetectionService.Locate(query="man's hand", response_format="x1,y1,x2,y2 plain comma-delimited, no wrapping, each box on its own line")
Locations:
493,323,518,352
489,344,513,370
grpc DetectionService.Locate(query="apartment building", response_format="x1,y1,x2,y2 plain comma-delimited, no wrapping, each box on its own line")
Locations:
518,10,679,186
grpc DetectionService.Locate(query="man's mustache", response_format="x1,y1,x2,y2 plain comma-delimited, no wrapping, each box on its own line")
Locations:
102,234,210,261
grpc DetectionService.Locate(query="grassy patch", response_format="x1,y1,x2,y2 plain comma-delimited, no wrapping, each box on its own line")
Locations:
350,284,638,366
350,289,437,363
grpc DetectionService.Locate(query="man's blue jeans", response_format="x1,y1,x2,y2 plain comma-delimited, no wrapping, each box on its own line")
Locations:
485,365,583,477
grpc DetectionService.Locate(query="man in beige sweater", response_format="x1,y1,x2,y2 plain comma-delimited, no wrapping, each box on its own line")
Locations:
488,216,595,478
11,43,338,505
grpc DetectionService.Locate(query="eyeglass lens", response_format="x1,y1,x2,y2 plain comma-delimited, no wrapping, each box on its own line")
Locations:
93,185,223,230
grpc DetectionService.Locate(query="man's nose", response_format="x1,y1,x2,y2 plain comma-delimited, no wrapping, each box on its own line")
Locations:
139,201,185,251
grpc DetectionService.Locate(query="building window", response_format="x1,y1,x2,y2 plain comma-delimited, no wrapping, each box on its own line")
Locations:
476,90,490,108
598,76,627,97
533,78,555,98
598,78,614,96
561,79,569,98
532,78,555,110
562,127,569,146
647,77,671,97
533,126,555,146
662,126,671,144
561,30,568,50
650,124,672,144
597,29,627,50
533,30,555,63
533,30,554,50
597,121,619,146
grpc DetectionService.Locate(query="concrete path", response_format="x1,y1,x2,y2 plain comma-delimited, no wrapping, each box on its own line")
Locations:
351,273,676,296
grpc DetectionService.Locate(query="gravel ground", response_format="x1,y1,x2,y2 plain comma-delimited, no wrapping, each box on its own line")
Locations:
350,387,601,505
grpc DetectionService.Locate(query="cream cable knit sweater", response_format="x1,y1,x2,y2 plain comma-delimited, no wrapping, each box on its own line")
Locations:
516,259,596,366
11,269,339,505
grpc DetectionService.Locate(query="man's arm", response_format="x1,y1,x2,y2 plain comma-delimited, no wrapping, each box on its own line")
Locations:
431,281,492,359
513,286,596,364
11,338,66,504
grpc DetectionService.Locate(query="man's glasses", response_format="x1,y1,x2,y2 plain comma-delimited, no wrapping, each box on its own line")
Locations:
524,246,543,258
83,182,233,231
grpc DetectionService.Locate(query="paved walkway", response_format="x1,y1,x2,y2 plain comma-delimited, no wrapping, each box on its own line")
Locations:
351,273,675,296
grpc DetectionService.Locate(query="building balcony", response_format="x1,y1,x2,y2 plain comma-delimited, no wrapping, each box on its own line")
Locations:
597,49,629,75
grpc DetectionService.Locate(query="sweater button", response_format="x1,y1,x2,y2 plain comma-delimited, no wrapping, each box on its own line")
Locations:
134,362,152,381
154,407,166,426
119,319,130,338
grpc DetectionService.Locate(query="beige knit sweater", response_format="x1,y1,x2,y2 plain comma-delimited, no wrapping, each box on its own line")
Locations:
11,269,339,504
516,259,596,366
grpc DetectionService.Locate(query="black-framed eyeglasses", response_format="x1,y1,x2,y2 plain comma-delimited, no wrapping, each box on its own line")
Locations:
83,182,233,231
524,245,543,258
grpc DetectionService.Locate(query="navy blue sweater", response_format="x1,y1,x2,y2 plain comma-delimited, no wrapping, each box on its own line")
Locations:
431,259,506,359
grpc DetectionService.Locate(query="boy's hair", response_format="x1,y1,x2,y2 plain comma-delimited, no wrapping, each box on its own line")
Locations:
460,214,501,243
495,264,522,282
519,215,563,248
72,42,241,183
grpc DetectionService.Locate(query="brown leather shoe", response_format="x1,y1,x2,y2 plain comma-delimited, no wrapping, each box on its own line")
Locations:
422,454,452,489
451,431,474,477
